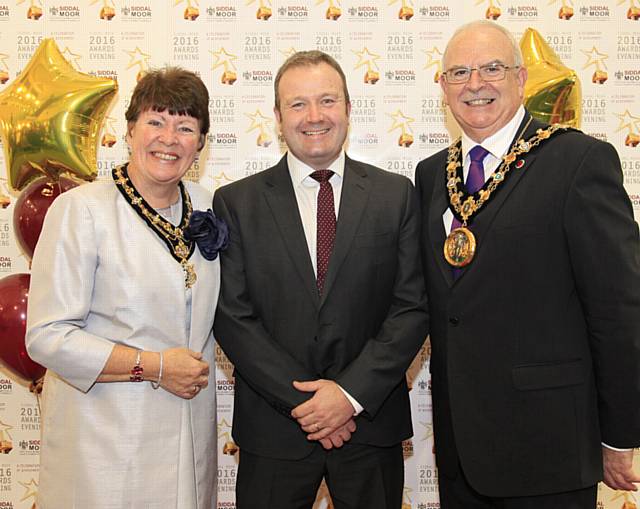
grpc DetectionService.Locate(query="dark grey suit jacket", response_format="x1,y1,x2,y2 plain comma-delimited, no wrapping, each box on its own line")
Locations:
213,154,429,460
415,113,640,497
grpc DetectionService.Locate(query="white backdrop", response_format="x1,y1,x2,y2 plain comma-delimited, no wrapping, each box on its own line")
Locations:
0,1,638,508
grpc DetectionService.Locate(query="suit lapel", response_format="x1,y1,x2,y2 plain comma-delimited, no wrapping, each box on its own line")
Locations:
455,113,545,282
263,157,320,307
438,112,545,286
428,153,455,286
321,157,371,304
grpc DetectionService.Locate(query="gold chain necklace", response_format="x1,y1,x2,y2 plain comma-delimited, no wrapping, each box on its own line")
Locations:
443,122,568,268
113,164,197,288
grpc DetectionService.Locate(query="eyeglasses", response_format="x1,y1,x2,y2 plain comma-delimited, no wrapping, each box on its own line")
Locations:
442,63,520,84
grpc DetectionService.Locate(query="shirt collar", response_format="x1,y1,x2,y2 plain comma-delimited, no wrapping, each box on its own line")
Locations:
461,105,526,161
287,151,345,187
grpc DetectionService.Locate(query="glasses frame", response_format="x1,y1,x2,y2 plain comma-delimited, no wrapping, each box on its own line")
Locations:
442,63,520,84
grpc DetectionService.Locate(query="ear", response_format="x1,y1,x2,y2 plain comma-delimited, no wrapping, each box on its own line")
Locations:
273,105,282,125
439,76,448,106
125,121,135,144
198,134,206,152
516,66,528,98
345,100,351,118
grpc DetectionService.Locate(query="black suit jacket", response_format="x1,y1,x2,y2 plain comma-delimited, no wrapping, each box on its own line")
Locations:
214,154,429,460
415,113,640,497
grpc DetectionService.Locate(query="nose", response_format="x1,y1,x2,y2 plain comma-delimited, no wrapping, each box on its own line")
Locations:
158,124,178,145
306,102,323,123
466,69,485,91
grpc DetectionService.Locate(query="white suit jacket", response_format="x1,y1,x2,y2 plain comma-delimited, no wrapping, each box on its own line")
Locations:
26,178,219,509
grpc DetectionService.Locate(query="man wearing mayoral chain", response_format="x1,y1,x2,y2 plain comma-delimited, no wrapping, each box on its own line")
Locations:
214,50,428,508
415,20,640,508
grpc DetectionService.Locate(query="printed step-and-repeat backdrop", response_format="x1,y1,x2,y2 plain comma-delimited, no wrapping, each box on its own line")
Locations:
0,1,638,508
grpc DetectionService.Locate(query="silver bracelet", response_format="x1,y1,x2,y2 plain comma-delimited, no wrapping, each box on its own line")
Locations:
150,351,163,390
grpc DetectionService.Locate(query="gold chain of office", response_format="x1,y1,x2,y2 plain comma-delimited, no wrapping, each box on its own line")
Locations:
113,164,197,288
446,124,568,226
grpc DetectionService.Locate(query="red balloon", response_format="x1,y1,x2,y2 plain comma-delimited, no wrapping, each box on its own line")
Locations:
0,273,45,383
12,176,78,259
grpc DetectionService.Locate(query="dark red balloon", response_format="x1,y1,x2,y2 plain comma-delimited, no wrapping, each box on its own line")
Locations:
13,176,78,259
0,273,46,383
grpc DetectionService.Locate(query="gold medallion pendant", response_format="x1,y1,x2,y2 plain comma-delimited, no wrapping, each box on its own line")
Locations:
444,227,476,268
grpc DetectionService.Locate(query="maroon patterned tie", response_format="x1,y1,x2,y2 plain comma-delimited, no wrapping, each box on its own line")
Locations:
310,170,336,294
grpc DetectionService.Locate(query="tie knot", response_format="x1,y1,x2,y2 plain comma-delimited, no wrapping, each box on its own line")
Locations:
469,145,489,163
310,169,334,183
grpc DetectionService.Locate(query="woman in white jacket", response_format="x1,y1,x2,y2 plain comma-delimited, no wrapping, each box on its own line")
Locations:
26,67,227,509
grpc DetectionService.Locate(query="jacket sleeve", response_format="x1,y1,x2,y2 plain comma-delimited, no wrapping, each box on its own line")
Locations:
564,140,640,448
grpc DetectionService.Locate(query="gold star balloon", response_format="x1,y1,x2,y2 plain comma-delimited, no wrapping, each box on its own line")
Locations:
0,38,117,191
520,28,581,128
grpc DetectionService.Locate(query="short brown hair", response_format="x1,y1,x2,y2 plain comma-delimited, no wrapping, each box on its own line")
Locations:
125,66,210,136
274,50,350,112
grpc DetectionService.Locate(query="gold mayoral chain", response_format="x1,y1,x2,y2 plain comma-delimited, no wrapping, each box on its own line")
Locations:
444,121,570,268
113,164,197,288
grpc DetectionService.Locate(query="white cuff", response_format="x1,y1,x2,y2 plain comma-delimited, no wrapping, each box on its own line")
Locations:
337,385,363,416
602,442,633,452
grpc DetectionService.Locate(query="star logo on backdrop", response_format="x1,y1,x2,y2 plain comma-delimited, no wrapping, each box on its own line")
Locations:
61,46,82,70
217,418,233,441
211,47,238,72
614,110,640,135
280,47,298,60
353,47,381,72
212,172,235,190
581,46,608,71
423,47,442,70
419,421,433,441
19,478,38,502
388,110,415,134
246,109,272,132
18,477,38,502
0,421,13,440
124,46,151,72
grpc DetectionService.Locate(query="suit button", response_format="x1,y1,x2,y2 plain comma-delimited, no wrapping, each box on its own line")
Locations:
313,336,318,342
449,317,459,326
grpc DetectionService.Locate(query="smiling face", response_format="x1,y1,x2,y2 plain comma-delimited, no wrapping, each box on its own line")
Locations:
274,62,351,170
441,25,528,143
126,109,202,201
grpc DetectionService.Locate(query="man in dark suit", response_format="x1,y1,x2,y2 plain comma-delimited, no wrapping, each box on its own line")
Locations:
415,21,640,509
214,50,428,508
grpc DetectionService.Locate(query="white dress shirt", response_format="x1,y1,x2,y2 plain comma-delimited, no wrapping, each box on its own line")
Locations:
287,150,364,415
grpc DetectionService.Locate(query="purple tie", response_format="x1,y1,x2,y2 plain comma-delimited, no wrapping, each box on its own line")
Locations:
450,145,489,278
311,170,336,294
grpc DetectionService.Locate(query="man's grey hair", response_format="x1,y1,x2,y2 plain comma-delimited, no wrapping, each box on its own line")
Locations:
442,20,524,70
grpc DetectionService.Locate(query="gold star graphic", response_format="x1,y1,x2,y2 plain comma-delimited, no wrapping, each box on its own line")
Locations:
17,0,43,6
389,0,413,6
611,491,637,502
89,0,115,6
280,47,298,60
402,486,413,504
175,0,199,6
0,420,13,440
246,0,272,6
19,478,38,502
423,47,443,70
212,171,235,190
61,46,82,70
387,109,415,135
353,47,381,72
0,53,9,72
246,109,272,132
124,46,151,72
581,46,608,71
614,109,640,135
419,421,433,441
475,0,500,6
316,0,341,5
217,418,233,441
211,47,238,72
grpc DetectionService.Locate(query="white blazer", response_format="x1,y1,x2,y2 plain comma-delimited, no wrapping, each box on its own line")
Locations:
27,178,219,509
